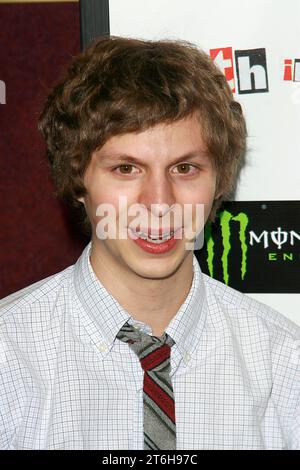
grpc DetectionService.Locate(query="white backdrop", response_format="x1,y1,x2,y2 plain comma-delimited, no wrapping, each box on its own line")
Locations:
109,0,300,325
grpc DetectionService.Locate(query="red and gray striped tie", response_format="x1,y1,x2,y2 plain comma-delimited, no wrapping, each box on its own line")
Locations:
116,322,176,450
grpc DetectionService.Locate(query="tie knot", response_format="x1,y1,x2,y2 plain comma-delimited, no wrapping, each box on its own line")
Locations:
116,322,175,372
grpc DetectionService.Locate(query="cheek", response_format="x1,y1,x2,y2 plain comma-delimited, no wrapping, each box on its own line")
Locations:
85,185,139,230
87,171,139,206
178,178,216,204
85,178,118,210
82,166,137,229
180,179,216,220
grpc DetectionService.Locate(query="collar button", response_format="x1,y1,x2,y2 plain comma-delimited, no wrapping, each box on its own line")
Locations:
184,352,191,364
99,343,108,352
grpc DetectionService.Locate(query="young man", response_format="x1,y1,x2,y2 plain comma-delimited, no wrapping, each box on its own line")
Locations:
0,36,299,450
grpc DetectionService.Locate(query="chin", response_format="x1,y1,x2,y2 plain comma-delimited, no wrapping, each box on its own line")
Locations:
131,265,177,280
124,250,190,280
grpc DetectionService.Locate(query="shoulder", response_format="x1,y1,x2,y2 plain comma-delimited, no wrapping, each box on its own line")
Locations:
202,272,300,341
202,273,299,405
0,264,76,449
0,264,75,327
201,273,300,449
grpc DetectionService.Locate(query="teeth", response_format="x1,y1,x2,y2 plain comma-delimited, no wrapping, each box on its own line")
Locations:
132,230,174,243
137,231,148,240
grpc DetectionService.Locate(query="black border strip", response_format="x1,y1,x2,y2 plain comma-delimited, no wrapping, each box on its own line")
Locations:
79,0,110,50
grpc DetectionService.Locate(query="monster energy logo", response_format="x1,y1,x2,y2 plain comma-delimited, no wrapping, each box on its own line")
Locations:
205,210,249,285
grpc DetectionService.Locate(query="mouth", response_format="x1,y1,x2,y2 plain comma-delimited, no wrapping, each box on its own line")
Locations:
127,226,183,255
128,227,182,243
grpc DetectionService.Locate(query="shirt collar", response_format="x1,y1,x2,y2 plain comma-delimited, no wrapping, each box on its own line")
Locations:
73,241,131,353
73,241,207,360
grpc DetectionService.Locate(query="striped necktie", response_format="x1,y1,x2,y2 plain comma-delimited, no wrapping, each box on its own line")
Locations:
116,321,176,450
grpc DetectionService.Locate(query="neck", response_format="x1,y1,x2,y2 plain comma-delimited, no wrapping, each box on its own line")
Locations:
89,241,194,337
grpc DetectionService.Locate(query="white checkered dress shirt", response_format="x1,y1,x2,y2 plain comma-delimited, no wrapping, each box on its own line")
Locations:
0,241,299,450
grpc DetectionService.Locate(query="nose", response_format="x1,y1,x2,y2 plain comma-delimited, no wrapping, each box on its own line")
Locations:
138,172,176,217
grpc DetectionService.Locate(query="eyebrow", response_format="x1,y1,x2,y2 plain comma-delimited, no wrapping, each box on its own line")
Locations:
97,151,209,166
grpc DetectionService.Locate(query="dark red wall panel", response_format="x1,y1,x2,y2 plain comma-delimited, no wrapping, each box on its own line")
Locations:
0,2,87,298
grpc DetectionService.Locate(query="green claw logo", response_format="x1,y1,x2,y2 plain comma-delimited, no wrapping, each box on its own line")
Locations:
205,210,249,285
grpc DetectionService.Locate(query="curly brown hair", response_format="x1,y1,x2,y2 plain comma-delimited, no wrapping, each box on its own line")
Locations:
38,35,247,232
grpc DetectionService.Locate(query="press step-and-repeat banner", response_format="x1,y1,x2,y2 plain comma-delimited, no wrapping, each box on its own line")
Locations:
109,0,300,325
196,201,300,293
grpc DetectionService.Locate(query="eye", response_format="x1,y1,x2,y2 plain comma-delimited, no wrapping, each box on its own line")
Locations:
173,163,198,175
114,164,139,175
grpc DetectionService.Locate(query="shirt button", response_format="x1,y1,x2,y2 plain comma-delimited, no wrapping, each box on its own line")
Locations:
99,343,108,352
184,352,191,364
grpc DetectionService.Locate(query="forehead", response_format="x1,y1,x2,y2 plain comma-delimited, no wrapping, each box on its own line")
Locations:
97,113,208,161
